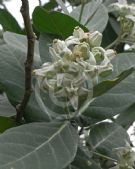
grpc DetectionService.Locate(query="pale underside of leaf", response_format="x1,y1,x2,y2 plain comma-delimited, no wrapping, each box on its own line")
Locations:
0,122,78,169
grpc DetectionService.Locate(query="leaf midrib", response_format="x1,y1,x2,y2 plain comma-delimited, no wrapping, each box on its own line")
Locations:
93,125,121,149
1,122,68,167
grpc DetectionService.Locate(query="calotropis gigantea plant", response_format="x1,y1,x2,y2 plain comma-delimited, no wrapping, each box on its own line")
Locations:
1,0,135,169
34,27,116,112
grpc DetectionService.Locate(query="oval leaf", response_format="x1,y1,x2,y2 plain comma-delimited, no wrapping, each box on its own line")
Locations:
0,121,78,169
88,122,129,158
0,94,16,117
93,67,134,97
116,103,135,128
65,147,101,169
32,6,88,39
0,116,16,133
70,0,108,32
3,32,41,67
0,43,49,122
0,9,22,34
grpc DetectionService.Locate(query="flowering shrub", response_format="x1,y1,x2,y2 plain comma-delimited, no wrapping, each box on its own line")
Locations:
0,0,135,169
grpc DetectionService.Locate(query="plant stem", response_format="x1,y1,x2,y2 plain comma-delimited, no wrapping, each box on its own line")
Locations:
0,1,8,11
87,142,117,162
79,1,85,22
16,0,36,124
38,0,42,6
93,152,117,162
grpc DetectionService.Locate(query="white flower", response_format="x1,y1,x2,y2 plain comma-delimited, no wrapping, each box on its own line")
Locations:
66,26,102,47
88,31,102,47
65,36,80,46
52,39,66,54
109,0,135,41
113,144,135,169
49,47,61,61
52,39,72,56
73,26,87,39
34,27,116,111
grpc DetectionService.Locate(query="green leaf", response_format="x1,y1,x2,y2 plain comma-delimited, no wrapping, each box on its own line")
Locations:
0,40,49,122
84,53,135,121
66,147,101,169
103,0,117,7
88,122,129,158
0,44,25,102
34,84,67,120
0,116,16,133
109,17,120,35
0,9,22,34
70,0,108,32
1,32,51,121
116,103,135,128
32,6,88,39
0,121,78,169
93,67,134,97
0,94,16,117
102,21,117,48
0,83,4,93
43,0,58,11
3,31,41,67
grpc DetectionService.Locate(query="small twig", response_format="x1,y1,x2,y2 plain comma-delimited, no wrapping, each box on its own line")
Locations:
86,142,117,163
16,0,35,124
0,1,8,11
79,1,85,22
38,0,42,6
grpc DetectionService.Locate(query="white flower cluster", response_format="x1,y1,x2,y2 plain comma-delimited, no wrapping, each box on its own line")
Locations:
112,145,135,169
110,0,135,40
34,27,115,111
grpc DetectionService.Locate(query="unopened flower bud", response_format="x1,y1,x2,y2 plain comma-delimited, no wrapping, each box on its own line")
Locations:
89,31,102,47
49,47,61,61
73,26,86,39
92,48,104,63
80,42,89,60
52,39,65,54
88,51,96,65
52,39,71,56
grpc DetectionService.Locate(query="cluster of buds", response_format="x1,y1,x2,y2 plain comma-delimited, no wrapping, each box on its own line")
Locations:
112,144,135,169
110,0,135,41
34,27,116,111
